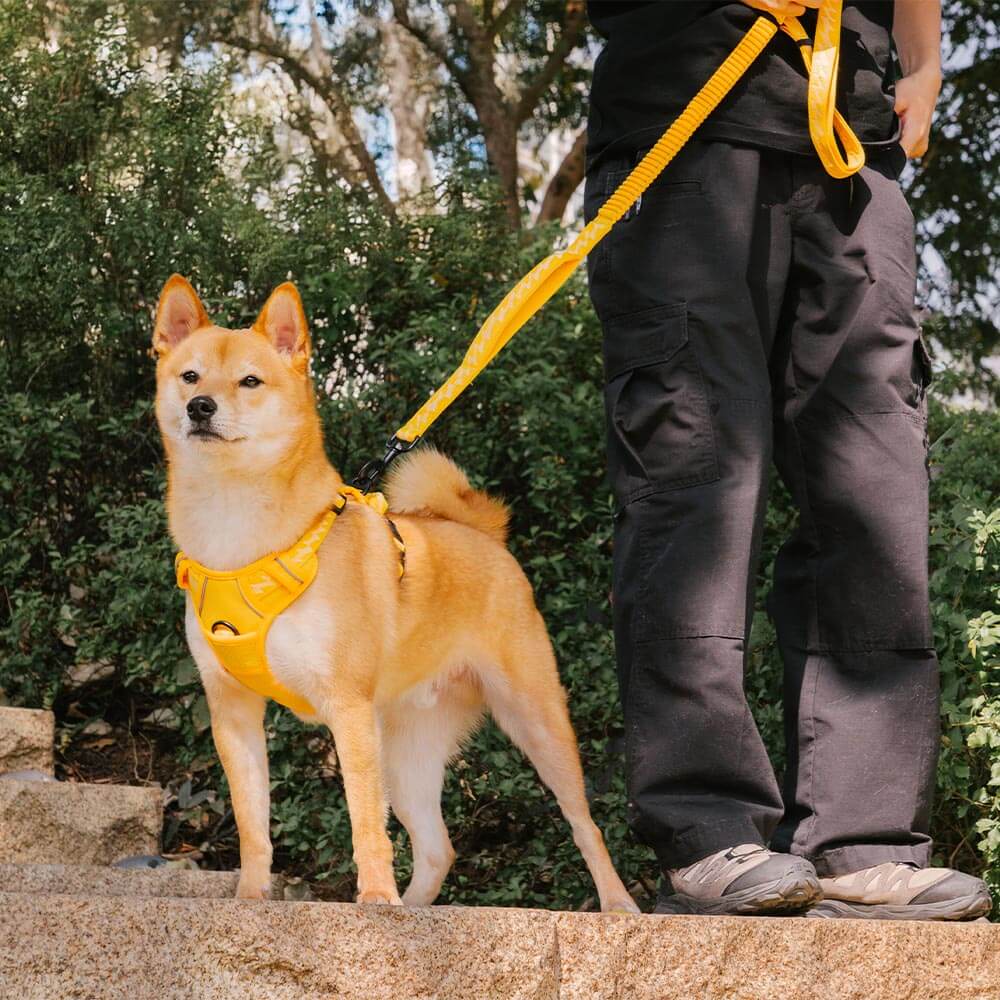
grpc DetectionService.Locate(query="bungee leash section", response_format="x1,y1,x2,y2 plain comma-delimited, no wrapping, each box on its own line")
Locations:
351,0,864,495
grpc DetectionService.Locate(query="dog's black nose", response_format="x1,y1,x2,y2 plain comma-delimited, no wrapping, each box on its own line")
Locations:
187,395,217,422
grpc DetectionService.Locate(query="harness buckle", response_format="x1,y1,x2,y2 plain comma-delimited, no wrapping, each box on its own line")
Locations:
175,554,191,589
351,435,420,495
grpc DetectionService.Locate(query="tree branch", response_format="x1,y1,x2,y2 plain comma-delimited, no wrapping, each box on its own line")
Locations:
451,0,484,42
489,0,525,38
389,0,468,88
224,31,395,217
514,0,587,125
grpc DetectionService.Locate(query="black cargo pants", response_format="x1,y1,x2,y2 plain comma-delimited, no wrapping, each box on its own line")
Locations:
583,139,939,877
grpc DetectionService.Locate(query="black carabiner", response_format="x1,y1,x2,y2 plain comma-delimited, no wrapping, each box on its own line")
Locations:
350,435,421,495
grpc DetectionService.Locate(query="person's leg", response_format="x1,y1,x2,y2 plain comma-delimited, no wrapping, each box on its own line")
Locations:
583,140,791,875
769,152,990,920
769,150,941,873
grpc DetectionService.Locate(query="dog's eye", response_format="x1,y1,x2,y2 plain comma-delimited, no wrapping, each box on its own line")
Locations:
181,371,199,384
240,375,262,388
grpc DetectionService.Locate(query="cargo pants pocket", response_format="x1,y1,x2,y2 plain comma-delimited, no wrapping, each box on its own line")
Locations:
602,301,719,508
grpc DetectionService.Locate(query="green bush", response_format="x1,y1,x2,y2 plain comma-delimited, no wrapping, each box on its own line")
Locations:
1,6,997,912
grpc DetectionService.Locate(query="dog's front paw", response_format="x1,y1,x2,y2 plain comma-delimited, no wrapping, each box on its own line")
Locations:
236,876,272,900
357,889,403,906
602,894,641,915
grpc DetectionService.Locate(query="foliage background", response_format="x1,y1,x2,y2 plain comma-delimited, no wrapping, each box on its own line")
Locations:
0,0,997,912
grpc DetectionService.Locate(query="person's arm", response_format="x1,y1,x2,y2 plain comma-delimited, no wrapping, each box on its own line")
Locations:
893,0,942,158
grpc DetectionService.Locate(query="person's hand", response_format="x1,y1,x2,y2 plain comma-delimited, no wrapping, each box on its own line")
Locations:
894,66,941,158
739,0,820,20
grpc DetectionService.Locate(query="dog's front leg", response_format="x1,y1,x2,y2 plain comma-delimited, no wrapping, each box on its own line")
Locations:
326,690,401,905
205,678,273,900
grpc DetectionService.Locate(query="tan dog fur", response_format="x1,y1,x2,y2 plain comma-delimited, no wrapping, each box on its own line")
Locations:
153,275,637,912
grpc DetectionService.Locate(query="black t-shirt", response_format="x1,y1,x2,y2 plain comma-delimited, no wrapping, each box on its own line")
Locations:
586,0,899,169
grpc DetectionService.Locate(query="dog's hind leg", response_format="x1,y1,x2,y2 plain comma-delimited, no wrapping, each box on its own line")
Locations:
381,679,483,906
484,624,639,913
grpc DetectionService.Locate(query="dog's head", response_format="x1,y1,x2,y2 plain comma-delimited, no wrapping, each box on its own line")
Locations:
152,275,318,474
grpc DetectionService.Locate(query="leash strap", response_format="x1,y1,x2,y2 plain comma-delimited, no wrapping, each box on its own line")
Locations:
378,2,863,463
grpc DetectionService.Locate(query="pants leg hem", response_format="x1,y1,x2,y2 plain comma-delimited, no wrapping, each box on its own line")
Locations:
807,842,933,877
650,818,768,872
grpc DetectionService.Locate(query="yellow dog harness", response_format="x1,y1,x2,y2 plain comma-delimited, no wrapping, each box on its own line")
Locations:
175,488,404,716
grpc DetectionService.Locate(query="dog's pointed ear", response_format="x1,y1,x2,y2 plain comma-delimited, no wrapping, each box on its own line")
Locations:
153,275,210,357
253,282,310,373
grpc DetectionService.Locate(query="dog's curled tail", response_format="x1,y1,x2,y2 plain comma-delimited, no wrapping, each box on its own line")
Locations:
385,448,509,545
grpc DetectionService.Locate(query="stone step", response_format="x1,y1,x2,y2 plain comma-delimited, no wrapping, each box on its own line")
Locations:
0,778,161,865
0,707,54,776
0,893,996,1000
0,862,290,900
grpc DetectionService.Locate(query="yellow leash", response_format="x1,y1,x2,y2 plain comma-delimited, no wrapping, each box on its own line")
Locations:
353,1,864,490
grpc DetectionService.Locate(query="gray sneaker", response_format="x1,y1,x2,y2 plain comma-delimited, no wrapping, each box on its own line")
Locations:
656,843,821,915
809,862,991,921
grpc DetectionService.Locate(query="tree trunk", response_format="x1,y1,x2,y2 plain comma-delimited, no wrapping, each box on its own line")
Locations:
442,2,521,227
391,0,588,230
222,7,397,218
478,103,522,228
380,19,435,202
301,11,378,194
536,128,587,225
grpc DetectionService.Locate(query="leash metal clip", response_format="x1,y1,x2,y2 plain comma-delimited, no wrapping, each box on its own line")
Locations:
351,434,420,495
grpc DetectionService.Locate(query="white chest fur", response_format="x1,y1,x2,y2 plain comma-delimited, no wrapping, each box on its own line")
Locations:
264,582,337,715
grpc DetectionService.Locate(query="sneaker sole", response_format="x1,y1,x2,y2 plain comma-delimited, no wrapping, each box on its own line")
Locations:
806,890,992,922
655,871,822,916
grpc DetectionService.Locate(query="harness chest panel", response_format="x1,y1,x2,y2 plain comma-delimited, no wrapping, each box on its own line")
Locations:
175,491,404,717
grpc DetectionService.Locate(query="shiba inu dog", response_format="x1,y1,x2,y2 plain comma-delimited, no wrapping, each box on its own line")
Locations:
152,274,637,911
